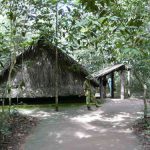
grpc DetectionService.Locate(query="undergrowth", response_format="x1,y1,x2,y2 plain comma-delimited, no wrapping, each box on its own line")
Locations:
0,108,37,150
133,117,150,150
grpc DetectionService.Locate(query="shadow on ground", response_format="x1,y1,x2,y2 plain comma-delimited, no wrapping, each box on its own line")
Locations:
21,99,144,150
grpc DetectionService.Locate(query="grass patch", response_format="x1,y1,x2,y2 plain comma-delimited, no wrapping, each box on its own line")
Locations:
0,103,85,111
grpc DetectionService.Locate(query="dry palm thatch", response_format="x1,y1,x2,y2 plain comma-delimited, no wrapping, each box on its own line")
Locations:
0,38,98,98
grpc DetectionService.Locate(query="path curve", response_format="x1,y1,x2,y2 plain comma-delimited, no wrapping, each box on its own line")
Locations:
23,99,143,150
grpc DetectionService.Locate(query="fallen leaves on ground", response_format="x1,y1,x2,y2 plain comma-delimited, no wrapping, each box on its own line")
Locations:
0,113,38,150
133,117,150,150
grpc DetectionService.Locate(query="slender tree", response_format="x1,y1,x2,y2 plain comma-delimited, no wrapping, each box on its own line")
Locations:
55,1,59,111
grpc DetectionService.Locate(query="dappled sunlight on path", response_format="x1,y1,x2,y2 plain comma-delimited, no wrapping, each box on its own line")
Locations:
23,99,143,150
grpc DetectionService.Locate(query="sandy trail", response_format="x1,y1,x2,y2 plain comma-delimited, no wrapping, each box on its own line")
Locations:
23,99,143,150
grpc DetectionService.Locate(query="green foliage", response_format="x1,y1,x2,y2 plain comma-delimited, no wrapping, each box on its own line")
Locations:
0,0,149,94
0,113,11,136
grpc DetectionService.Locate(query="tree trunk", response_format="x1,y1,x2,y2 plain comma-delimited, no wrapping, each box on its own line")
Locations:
1,98,4,113
55,1,59,111
133,71,148,120
7,17,17,114
143,84,148,119
8,57,16,113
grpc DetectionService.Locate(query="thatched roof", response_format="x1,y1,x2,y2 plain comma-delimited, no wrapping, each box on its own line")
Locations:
92,64,125,79
0,38,98,86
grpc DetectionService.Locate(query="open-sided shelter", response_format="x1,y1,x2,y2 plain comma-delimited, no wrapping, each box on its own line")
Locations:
92,64,127,99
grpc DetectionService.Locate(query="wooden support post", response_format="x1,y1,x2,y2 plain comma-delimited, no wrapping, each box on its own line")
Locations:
127,70,131,97
111,72,114,98
120,70,125,100
103,76,107,98
99,77,104,99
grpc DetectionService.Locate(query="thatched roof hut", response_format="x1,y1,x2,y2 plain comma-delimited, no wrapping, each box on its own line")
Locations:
0,39,98,98
91,64,126,99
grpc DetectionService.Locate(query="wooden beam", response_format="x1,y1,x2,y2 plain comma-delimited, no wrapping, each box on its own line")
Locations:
111,72,114,98
127,70,131,97
99,77,104,99
120,70,125,100
103,76,107,98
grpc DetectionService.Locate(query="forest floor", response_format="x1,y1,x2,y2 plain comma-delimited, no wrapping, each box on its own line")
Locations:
0,113,38,150
20,98,148,150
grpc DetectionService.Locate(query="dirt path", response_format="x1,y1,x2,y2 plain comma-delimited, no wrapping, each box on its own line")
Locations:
22,99,143,150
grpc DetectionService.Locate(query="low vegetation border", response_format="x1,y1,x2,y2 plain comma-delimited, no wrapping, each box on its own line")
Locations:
0,111,38,150
133,117,150,150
